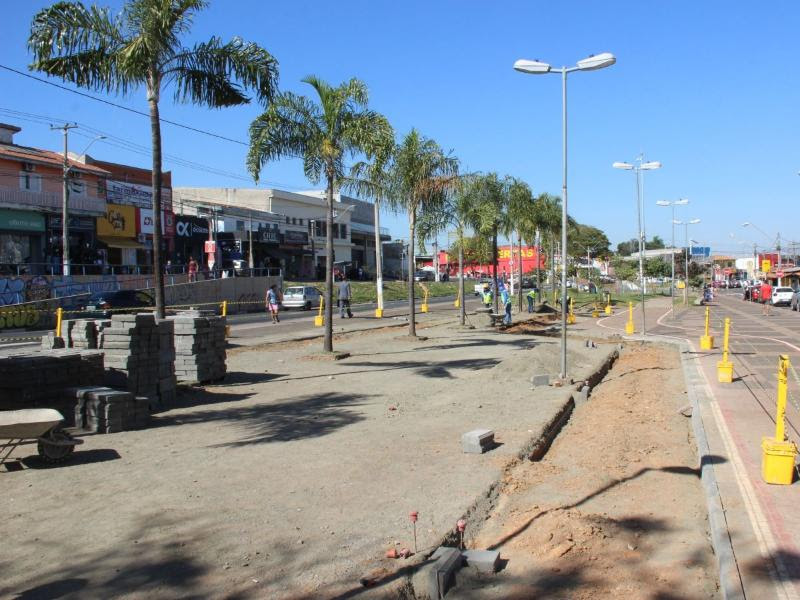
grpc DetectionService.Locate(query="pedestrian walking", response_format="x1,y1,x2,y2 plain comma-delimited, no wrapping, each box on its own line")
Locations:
502,287,512,325
266,283,281,323
526,288,537,313
761,279,773,316
187,256,198,282
338,275,353,318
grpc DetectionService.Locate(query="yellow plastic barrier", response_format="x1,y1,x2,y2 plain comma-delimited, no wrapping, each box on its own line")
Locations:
699,306,714,350
314,295,324,327
762,355,798,485
717,318,733,383
420,283,429,313
625,301,635,334
55,307,63,337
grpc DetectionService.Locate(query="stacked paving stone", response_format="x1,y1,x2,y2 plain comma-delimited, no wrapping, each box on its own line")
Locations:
0,350,104,425
156,319,177,408
71,387,151,433
170,311,227,383
69,319,98,349
102,313,161,402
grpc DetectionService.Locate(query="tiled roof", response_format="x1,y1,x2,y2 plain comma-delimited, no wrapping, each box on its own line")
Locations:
0,143,110,176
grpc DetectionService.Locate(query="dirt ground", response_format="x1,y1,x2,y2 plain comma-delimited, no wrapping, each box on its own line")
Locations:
1,318,609,599
460,343,719,599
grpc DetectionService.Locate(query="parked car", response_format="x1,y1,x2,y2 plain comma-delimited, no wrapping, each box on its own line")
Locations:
772,287,794,307
413,270,434,282
281,286,321,310
77,290,154,318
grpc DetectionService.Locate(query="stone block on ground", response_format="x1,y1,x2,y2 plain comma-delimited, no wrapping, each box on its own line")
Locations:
461,549,500,573
461,429,495,454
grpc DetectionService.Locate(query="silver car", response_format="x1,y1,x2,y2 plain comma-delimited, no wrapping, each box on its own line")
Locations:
282,286,321,310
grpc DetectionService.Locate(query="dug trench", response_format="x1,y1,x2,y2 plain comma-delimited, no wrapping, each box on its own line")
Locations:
401,342,720,599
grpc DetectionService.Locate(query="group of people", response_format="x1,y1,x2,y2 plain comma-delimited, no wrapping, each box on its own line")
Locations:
481,281,514,325
264,275,354,324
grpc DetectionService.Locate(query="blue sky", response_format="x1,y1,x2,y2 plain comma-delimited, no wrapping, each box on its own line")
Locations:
2,1,799,256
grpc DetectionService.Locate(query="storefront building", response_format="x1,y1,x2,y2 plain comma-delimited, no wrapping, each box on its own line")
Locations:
96,203,140,272
0,208,46,273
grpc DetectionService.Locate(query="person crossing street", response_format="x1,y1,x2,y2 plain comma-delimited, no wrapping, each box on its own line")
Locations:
338,274,353,318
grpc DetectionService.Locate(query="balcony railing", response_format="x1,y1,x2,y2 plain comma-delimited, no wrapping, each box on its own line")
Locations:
0,187,106,216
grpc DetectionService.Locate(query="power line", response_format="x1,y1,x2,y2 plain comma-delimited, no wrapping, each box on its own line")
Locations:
0,63,249,146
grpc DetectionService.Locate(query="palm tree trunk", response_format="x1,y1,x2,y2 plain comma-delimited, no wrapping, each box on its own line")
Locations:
407,207,417,337
492,225,499,313
458,236,465,326
324,174,334,352
148,96,166,319
517,231,523,313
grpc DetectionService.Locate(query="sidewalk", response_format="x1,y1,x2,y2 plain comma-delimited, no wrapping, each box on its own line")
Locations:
594,295,800,598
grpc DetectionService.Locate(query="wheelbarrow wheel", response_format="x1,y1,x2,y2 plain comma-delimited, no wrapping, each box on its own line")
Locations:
37,428,77,465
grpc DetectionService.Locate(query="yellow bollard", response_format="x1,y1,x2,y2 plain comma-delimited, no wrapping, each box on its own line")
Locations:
55,307,63,338
421,285,429,313
717,318,734,383
454,287,461,309
375,307,383,318
761,355,798,484
221,300,230,338
592,302,599,319
699,306,715,350
604,303,612,315
314,295,324,327
625,301,635,334
567,305,576,324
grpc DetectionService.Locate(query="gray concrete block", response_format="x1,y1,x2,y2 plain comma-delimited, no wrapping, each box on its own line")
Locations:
461,549,500,573
530,373,550,387
414,546,462,600
462,429,495,454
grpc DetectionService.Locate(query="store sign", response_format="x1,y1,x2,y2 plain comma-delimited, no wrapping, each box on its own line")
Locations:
258,227,279,244
137,208,173,236
97,203,136,237
107,180,172,210
0,209,45,232
48,215,95,231
283,230,308,245
175,216,210,239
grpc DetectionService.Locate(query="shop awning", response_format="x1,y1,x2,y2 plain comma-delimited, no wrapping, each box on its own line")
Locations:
97,236,145,249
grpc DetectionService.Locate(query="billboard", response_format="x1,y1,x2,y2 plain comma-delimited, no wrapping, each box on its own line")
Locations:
690,246,711,257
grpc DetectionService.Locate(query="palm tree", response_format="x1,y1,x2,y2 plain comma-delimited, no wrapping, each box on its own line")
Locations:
387,130,458,337
29,0,278,318
247,77,393,352
469,173,511,313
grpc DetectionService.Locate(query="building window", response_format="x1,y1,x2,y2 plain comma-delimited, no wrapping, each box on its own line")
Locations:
272,223,279,231
285,216,290,224
236,220,245,231
19,172,42,192
332,223,339,238
299,218,304,226
70,179,86,197
340,224,347,239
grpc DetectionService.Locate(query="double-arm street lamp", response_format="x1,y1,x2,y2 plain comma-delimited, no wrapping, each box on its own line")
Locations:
612,157,661,334
674,218,701,304
742,221,782,282
656,198,688,313
514,52,616,379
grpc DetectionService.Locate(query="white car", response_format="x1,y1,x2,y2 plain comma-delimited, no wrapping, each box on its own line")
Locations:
772,287,794,307
282,286,321,310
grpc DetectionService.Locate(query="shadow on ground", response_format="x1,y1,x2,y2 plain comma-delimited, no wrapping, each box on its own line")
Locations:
150,392,371,447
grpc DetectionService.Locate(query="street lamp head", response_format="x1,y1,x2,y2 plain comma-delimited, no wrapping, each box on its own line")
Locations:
576,52,616,71
640,161,662,170
741,222,751,227
672,219,683,224
689,218,701,224
612,161,634,170
513,59,551,74
675,198,689,205
656,200,670,206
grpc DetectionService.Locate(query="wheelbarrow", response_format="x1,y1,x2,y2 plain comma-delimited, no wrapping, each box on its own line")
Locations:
0,409,83,466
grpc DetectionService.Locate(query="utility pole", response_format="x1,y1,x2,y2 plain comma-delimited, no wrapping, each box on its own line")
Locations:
52,123,78,276
248,210,254,275
432,239,439,282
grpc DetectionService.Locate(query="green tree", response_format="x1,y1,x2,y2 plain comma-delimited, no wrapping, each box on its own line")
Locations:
30,0,278,317
387,129,458,337
610,256,637,281
568,224,610,258
506,178,534,311
248,77,393,352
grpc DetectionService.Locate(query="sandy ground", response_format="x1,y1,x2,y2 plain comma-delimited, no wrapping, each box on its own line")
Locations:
2,317,611,599
460,343,719,599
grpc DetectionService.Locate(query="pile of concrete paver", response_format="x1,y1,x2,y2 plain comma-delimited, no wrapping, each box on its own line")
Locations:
0,350,105,425
170,312,227,383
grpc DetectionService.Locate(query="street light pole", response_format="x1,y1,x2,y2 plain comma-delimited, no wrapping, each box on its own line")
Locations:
51,123,78,276
514,51,615,380
613,157,662,335
657,199,688,317
674,218,701,304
